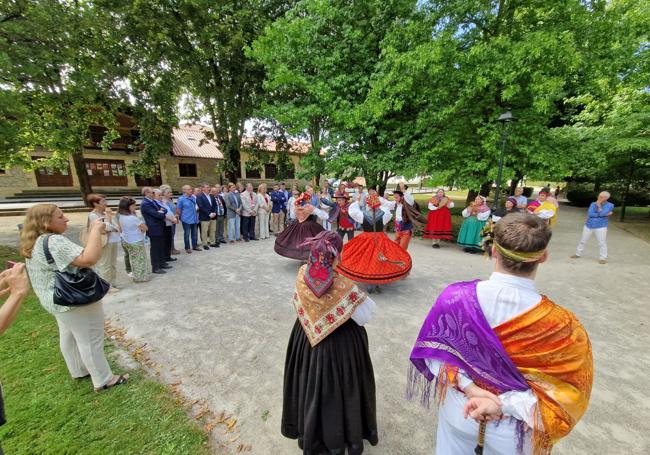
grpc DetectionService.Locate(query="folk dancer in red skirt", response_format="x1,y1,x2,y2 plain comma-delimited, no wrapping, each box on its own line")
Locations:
423,188,455,248
337,190,411,294
275,192,329,260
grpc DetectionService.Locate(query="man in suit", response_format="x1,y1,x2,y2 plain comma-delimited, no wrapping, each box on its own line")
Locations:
140,186,170,274
240,183,259,242
211,186,227,245
225,182,242,243
196,183,219,250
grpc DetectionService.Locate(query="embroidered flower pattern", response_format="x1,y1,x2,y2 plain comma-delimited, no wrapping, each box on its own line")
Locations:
336,306,345,315
298,307,305,317
315,325,321,334
349,291,358,303
326,314,335,324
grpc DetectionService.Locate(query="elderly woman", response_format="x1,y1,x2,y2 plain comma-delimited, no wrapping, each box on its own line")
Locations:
86,193,121,292
423,189,455,248
457,195,491,253
257,183,272,239
282,231,378,454
160,186,180,256
21,204,128,392
118,198,151,282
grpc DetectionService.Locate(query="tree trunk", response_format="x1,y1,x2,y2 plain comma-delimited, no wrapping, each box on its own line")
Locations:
509,170,524,195
466,189,478,206
223,140,242,184
72,150,93,205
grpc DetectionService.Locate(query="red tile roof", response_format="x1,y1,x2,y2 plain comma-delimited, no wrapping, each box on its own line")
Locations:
172,125,311,159
172,125,223,159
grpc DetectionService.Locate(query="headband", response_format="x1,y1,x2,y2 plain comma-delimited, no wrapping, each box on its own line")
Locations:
493,241,546,263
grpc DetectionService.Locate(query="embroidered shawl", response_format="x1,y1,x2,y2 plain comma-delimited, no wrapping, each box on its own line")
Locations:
408,281,593,455
293,265,367,347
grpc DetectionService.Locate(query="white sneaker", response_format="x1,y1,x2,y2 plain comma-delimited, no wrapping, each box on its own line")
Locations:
127,272,133,278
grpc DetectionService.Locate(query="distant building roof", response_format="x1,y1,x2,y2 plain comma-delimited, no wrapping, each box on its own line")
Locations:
171,125,311,159
172,125,223,159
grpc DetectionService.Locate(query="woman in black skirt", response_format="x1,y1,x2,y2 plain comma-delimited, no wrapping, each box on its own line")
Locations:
282,230,378,454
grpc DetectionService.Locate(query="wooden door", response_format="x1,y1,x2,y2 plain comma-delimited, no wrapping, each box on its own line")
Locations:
33,157,73,187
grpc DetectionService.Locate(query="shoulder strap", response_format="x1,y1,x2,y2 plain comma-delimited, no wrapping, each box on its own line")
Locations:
42,234,55,265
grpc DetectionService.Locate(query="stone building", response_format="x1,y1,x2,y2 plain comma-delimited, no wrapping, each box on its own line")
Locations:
0,122,310,198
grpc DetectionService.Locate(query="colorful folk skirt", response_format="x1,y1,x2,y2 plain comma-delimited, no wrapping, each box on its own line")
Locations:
282,318,378,454
422,207,453,240
337,232,412,284
457,216,487,250
274,219,325,260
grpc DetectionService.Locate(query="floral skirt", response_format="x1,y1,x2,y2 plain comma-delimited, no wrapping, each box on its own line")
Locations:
122,240,150,282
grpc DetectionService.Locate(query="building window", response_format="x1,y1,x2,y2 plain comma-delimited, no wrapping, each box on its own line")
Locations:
179,163,198,177
264,163,278,179
246,167,261,179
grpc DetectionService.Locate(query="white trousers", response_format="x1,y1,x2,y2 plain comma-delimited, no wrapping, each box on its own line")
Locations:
258,211,270,239
95,242,118,285
436,388,532,455
576,226,608,260
53,301,113,389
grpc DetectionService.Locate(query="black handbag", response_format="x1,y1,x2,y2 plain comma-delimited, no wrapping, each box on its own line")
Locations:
43,235,110,307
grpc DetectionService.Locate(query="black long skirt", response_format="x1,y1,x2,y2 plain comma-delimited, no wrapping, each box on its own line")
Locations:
282,318,378,454
274,219,325,260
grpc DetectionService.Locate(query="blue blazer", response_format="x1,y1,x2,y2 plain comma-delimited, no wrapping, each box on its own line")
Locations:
196,192,217,222
140,197,166,237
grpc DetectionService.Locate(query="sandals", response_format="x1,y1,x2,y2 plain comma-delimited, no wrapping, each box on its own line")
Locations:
94,374,129,393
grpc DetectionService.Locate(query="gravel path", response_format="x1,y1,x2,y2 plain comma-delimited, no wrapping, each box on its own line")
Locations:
3,206,649,454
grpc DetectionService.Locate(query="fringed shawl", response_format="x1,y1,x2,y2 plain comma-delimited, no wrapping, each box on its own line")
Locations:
408,281,593,455
293,265,367,347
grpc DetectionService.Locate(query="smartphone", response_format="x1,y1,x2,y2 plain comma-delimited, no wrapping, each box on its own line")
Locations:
6,260,17,270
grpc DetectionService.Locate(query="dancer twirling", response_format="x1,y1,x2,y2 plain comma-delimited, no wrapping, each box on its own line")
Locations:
274,192,328,260
337,190,411,293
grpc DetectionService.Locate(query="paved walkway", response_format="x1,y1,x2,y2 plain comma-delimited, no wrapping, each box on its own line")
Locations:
3,207,650,453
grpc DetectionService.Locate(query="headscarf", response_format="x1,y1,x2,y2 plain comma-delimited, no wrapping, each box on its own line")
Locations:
476,195,490,213
300,231,344,297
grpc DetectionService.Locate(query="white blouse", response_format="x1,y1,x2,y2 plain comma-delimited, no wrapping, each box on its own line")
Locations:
348,202,393,225
462,207,491,221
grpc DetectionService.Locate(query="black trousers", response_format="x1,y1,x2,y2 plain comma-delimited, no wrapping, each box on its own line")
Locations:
338,229,355,241
148,235,165,271
242,216,256,240
163,225,173,260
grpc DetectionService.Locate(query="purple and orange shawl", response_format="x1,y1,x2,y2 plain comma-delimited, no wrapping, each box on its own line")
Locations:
408,281,593,455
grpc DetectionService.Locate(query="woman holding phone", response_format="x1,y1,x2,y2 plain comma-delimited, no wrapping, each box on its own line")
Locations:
21,204,129,392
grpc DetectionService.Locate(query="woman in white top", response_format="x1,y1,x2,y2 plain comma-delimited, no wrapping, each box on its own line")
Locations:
21,204,129,392
118,197,151,283
257,183,272,239
86,193,121,292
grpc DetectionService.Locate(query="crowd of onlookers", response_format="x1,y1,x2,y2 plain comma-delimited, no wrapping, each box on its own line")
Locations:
87,181,348,289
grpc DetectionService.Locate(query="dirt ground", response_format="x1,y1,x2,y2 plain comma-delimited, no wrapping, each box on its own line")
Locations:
1,206,649,454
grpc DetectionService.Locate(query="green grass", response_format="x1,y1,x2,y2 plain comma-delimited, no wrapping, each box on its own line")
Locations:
0,246,209,455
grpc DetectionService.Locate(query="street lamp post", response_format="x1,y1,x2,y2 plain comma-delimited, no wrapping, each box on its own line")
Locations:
494,110,516,210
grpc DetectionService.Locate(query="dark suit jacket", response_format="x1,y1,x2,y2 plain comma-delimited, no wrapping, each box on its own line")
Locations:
197,192,217,221
140,197,166,237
